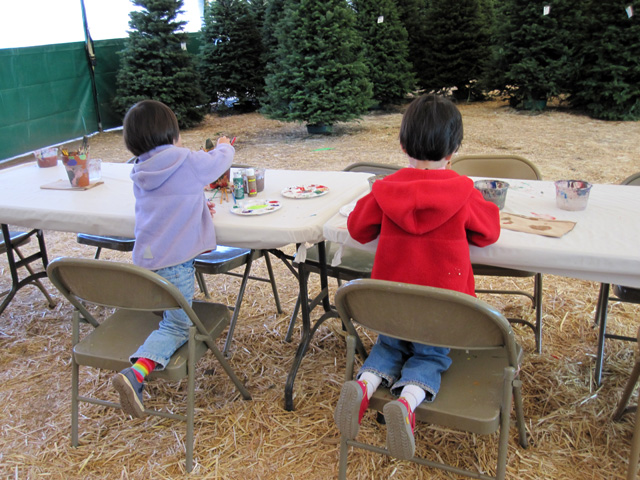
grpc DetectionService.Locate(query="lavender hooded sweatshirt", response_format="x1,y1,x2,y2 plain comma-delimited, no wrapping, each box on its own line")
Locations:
130,143,234,270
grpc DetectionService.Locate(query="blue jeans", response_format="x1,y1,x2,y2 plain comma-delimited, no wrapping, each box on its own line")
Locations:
358,334,452,401
130,259,195,369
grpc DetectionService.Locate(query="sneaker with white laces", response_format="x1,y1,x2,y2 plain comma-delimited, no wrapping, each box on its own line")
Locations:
384,397,416,459
334,380,369,440
112,367,145,418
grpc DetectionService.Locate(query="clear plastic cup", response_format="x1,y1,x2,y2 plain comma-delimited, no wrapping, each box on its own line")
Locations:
474,180,510,210
555,180,592,211
255,167,265,192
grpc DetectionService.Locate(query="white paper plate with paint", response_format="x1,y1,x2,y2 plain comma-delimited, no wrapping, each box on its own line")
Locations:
230,199,282,216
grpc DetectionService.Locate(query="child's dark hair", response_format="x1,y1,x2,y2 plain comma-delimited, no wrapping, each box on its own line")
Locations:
123,100,180,157
399,94,463,161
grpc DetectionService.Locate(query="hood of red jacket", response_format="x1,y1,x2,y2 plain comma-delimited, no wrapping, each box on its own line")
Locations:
371,168,476,235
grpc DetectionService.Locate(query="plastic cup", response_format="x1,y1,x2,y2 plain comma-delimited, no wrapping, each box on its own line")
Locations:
255,167,265,192
88,158,102,183
474,180,510,210
555,180,592,211
34,147,58,168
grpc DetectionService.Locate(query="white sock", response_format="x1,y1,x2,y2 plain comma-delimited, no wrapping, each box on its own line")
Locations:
358,372,382,399
399,384,426,412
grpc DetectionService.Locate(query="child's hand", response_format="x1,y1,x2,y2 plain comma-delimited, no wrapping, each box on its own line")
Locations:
217,136,231,145
207,200,216,218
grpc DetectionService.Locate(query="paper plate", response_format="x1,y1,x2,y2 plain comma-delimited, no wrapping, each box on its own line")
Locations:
339,202,356,217
281,184,329,199
230,199,282,216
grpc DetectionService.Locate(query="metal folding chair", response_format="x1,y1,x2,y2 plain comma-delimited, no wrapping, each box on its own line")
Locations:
0,224,55,316
47,257,251,473
335,278,528,480
451,154,544,353
593,172,640,386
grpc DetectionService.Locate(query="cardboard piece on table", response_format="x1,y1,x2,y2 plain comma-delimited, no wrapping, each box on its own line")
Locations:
40,179,104,191
500,212,576,238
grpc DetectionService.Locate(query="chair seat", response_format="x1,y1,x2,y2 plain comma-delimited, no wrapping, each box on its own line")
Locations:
0,231,31,254
304,242,375,280
74,301,230,381
369,346,519,435
195,246,253,274
613,285,640,303
76,234,135,252
472,264,536,278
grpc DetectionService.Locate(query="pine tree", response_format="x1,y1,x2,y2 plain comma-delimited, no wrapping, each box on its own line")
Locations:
352,0,415,105
490,0,576,110
113,0,205,128
262,0,286,67
421,0,491,100
396,0,430,91
261,0,373,131
199,0,266,111
570,1,640,120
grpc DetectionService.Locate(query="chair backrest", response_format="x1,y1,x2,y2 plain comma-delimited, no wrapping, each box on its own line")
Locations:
47,257,203,330
622,171,640,186
343,162,401,175
335,278,519,365
451,154,542,180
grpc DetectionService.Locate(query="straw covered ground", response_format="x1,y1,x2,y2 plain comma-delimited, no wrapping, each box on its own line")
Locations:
1,98,640,479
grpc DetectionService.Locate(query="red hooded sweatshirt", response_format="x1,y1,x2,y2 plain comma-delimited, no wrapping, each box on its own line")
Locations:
347,168,500,296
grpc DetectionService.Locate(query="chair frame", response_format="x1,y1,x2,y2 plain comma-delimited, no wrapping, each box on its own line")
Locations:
612,327,640,480
195,247,282,354
47,257,252,472
592,171,640,386
335,278,528,480
0,224,56,316
451,154,544,353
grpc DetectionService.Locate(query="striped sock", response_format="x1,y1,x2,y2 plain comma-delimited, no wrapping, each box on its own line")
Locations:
131,358,156,383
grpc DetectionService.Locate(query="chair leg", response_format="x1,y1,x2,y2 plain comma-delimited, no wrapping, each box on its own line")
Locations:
614,359,640,421
285,270,310,343
594,283,611,387
628,406,640,480
208,344,252,400
71,312,80,447
263,252,283,314
14,246,56,308
223,256,254,355
186,326,196,473
496,367,516,480
533,273,543,354
93,247,102,259
195,271,210,299
513,378,529,448
338,436,349,480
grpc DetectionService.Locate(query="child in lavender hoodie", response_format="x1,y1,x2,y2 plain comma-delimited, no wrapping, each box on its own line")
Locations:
112,100,234,418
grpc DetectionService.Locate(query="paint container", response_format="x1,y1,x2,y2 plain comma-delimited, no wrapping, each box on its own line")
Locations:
555,180,592,211
474,179,510,210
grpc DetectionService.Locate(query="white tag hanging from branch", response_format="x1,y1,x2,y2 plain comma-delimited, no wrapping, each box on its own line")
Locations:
626,5,634,18
543,5,551,15
377,16,384,23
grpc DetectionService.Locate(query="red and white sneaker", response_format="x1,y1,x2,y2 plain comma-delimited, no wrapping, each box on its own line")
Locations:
384,397,416,459
334,380,369,440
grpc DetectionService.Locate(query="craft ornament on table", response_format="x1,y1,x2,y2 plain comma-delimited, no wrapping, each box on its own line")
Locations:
59,136,100,188
202,137,232,203
500,212,576,238
281,184,329,199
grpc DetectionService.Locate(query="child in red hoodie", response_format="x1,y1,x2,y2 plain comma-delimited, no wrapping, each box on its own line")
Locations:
334,94,501,459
